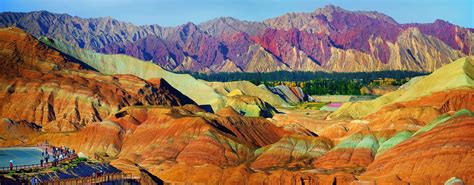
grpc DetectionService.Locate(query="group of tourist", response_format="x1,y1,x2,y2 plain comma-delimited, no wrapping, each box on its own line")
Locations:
5,145,77,171
40,146,76,167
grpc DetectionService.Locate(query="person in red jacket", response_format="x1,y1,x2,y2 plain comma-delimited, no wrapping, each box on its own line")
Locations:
9,160,13,170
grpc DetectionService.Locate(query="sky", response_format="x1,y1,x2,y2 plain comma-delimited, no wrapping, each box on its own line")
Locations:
0,0,472,28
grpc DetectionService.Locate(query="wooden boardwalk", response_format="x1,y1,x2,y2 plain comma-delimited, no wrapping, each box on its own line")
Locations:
40,173,139,185
0,155,77,172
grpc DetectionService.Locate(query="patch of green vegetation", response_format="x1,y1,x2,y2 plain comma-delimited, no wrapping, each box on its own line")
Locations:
50,167,59,172
189,71,426,85
4,171,16,178
189,71,425,95
75,157,88,162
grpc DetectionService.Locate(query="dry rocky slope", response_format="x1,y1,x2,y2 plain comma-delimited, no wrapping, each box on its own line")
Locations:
39,37,298,113
1,5,472,72
0,27,195,130
330,56,474,119
1,27,473,184
38,36,228,111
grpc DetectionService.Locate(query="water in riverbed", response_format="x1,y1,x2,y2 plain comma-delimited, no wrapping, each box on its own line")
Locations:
0,147,43,168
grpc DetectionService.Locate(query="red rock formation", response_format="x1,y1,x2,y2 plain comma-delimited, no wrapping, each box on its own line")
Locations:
405,19,473,54
0,27,196,127
156,163,357,184
102,104,288,170
163,22,227,69
251,28,331,68
360,116,474,184
393,89,474,113
0,118,41,146
1,26,473,185
2,6,470,72
0,27,83,77
364,89,474,132
250,135,332,170
312,133,379,170
0,28,292,176
30,121,124,159
365,107,442,132
313,148,374,169
100,35,187,71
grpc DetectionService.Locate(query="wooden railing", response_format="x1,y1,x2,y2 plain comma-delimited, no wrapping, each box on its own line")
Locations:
0,155,78,172
40,172,139,185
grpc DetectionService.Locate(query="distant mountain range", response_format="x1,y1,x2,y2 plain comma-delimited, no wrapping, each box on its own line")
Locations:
1,5,472,73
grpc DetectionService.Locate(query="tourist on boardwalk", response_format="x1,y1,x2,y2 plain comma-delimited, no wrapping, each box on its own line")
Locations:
30,176,41,185
40,159,44,167
53,157,58,167
9,160,13,170
45,155,49,163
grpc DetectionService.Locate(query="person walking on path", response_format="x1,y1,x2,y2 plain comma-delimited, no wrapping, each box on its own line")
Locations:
30,176,41,185
40,159,44,167
9,160,13,171
53,157,58,167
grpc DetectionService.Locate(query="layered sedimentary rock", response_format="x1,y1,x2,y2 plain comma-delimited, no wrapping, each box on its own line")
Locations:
363,89,474,134
225,95,278,118
263,85,314,104
198,17,266,36
360,112,474,184
251,135,332,170
35,121,125,159
313,134,378,169
1,26,474,184
0,11,164,50
99,35,187,71
209,59,242,72
40,37,226,111
0,27,196,128
0,118,41,146
208,81,288,107
265,5,472,57
330,56,474,119
1,5,471,72
105,105,289,165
